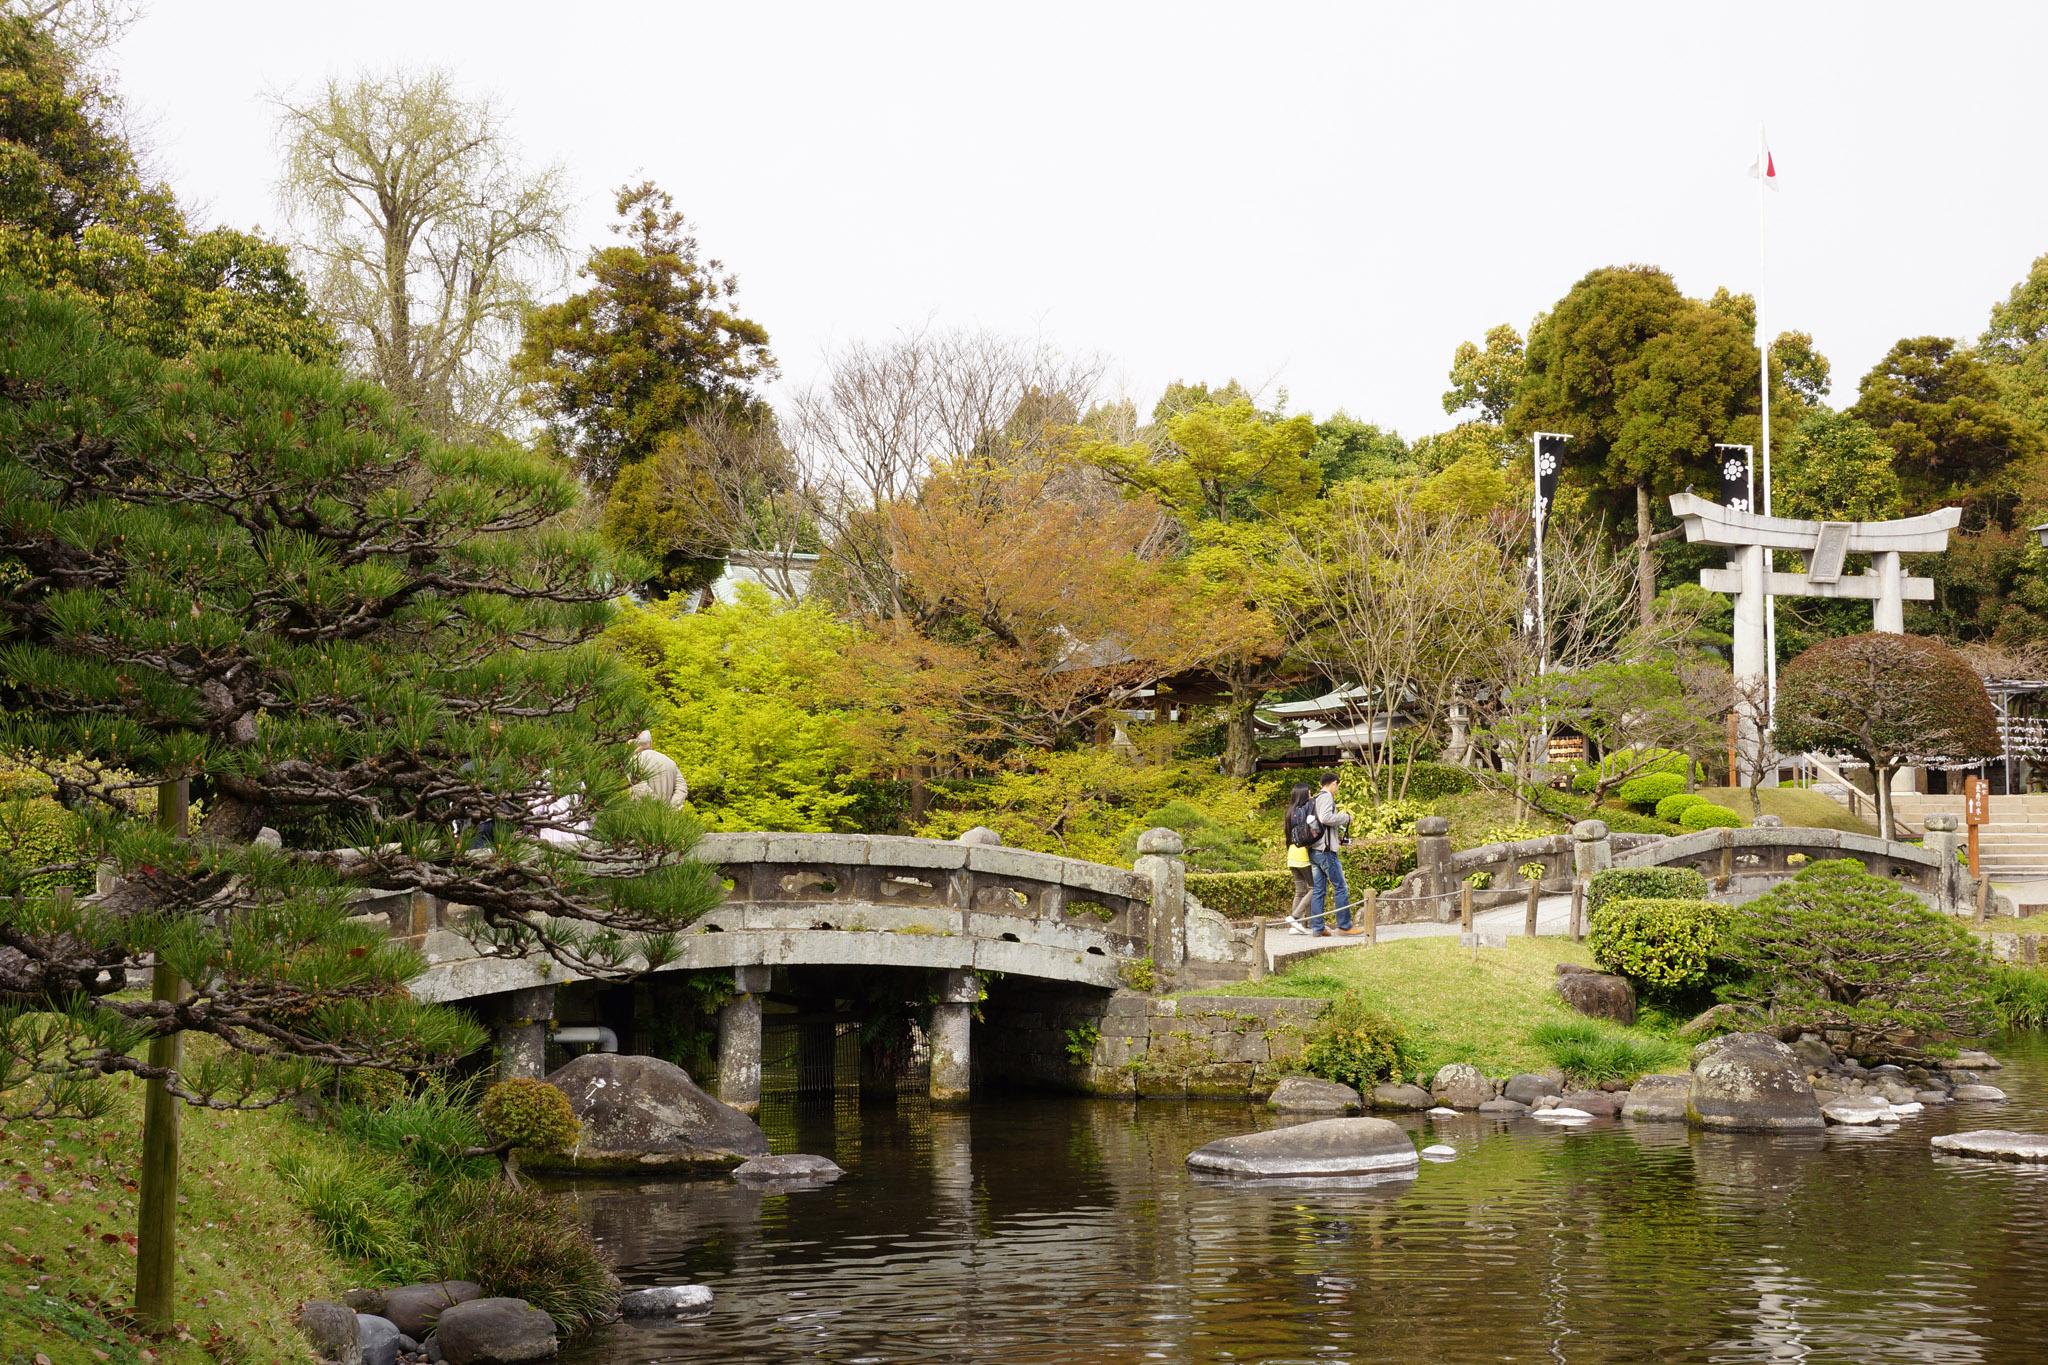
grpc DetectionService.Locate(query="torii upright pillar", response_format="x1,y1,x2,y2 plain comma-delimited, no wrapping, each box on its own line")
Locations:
1668,493,1961,784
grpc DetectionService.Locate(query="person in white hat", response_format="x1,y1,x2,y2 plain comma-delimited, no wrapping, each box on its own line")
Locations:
628,729,689,810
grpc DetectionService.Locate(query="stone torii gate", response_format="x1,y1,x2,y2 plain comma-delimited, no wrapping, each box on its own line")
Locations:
1668,491,1961,778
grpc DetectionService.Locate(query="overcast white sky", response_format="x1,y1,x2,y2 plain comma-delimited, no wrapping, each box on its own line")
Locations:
110,1,2048,439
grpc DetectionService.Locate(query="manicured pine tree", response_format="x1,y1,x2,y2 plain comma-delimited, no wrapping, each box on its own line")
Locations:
0,285,720,1325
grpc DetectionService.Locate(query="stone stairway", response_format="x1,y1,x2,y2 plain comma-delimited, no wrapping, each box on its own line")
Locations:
1888,793,2048,878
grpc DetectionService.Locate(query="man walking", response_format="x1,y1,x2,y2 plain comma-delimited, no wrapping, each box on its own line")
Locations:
1308,771,1358,936
628,729,690,810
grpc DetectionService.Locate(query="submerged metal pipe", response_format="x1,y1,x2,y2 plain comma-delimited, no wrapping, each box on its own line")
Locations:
551,1025,619,1053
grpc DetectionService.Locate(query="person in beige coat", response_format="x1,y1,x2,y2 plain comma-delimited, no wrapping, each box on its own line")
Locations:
628,730,689,809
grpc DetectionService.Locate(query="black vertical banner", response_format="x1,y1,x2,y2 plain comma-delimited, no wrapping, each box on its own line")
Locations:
1534,434,1565,524
1716,444,1753,513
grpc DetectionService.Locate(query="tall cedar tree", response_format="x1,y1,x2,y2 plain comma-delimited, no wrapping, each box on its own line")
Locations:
1772,632,2000,840
0,285,721,1117
515,181,776,489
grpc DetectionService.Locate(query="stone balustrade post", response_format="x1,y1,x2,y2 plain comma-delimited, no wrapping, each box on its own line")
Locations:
1415,816,1453,923
1923,813,1964,916
929,969,979,1105
1132,827,1187,971
494,985,556,1081
716,964,773,1115
1571,820,1612,885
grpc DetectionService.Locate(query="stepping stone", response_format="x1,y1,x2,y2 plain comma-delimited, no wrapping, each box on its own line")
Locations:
1186,1117,1419,1180
1931,1130,2048,1162
1420,1144,1457,1161
1822,1098,1895,1126
1952,1085,2009,1102
1532,1107,1594,1123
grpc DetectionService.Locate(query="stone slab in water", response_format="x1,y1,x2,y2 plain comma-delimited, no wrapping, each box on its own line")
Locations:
1268,1076,1362,1113
1931,1129,2048,1162
1687,1032,1824,1132
619,1284,713,1317
1620,1074,1690,1121
1822,1097,1895,1126
734,1154,843,1185
1186,1117,1419,1180
1953,1084,2010,1102
1533,1107,1594,1122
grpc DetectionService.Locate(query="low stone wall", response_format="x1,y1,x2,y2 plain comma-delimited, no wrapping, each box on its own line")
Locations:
980,986,1327,1100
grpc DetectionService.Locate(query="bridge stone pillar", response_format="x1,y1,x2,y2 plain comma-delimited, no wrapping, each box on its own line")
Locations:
1415,816,1454,922
1133,827,1187,972
1923,813,1964,916
716,964,773,1115
929,970,979,1105
1572,820,1612,884
494,985,555,1081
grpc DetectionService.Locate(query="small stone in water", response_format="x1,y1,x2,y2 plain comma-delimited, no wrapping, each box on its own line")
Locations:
1952,1085,2009,1102
1533,1107,1594,1122
1426,1107,1459,1117
619,1285,714,1317
1420,1144,1457,1160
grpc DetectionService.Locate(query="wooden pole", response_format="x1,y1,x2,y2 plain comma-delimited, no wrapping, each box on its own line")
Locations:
1363,888,1378,944
1524,880,1540,937
1458,884,1473,933
1726,711,1739,787
135,777,188,1330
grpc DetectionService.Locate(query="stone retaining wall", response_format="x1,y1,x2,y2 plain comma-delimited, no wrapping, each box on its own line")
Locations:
980,987,1327,1100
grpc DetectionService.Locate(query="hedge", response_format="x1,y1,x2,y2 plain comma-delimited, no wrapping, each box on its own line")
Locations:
1655,792,1706,823
1186,838,1417,920
1589,896,1731,997
1617,772,1687,811
1397,762,1476,801
1680,802,1743,830
1585,866,1710,917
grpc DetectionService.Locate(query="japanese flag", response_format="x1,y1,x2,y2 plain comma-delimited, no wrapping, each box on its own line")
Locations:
1749,142,1779,190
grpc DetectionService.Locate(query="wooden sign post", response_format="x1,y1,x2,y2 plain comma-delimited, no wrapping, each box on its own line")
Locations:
1965,775,1988,879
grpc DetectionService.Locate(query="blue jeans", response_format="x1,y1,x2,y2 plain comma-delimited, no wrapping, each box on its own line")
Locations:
1309,849,1351,932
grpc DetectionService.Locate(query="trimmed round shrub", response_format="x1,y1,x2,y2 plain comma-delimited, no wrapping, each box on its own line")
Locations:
1616,772,1686,811
479,1077,580,1157
1300,992,1416,1092
1586,866,1710,916
1655,792,1706,823
1679,802,1743,830
1590,897,1730,997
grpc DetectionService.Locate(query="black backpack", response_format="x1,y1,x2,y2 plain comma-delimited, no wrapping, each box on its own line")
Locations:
1287,803,1324,849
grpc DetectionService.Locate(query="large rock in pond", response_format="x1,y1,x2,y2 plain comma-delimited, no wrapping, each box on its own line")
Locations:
1686,1032,1824,1132
538,1052,768,1173
382,1280,482,1338
435,1297,558,1365
1268,1076,1362,1113
1621,1074,1691,1121
1186,1117,1419,1180
1430,1063,1491,1110
1931,1129,2048,1162
1368,1082,1434,1112
733,1154,843,1186
1554,965,1636,1025
1503,1073,1562,1106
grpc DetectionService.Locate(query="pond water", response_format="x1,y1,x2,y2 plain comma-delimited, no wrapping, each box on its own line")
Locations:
561,1039,2048,1363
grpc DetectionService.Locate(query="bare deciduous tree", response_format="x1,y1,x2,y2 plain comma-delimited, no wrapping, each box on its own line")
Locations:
3,0,138,54
274,68,570,436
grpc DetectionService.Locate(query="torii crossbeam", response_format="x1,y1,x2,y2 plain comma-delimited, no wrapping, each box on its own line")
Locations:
1668,491,1961,779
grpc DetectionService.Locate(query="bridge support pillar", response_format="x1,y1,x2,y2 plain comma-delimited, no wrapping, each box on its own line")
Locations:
1923,813,1965,915
717,965,773,1115
494,985,555,1081
929,970,978,1105
1132,828,1188,974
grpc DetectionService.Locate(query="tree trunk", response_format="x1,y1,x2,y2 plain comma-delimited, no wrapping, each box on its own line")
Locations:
1634,483,1657,628
134,777,189,1330
1875,762,1896,842
1222,681,1259,780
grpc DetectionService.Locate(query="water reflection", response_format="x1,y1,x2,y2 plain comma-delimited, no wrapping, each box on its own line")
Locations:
564,1040,2048,1364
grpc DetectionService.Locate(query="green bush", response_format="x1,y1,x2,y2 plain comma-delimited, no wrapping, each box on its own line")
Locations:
1300,992,1416,1092
1600,807,1684,835
1585,866,1710,916
1590,897,1730,997
480,1077,580,1158
1655,793,1706,822
1398,762,1476,801
1721,858,1998,1061
334,1082,494,1183
272,1147,432,1284
1571,749,1701,794
1529,1019,1683,1084
1116,799,1264,872
428,1180,619,1333
1186,870,1292,920
1617,772,1686,811
1349,798,1428,839
1679,802,1743,830
1342,838,1417,891
0,795,92,896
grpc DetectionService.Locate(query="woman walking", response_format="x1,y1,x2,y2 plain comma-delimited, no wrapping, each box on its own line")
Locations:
1283,783,1316,934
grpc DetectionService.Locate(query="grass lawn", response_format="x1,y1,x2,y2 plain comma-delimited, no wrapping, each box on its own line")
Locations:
1691,785,1876,835
0,1073,342,1364
1204,936,1687,1081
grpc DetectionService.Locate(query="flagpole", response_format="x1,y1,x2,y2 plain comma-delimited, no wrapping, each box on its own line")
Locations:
1757,122,1778,767
1532,432,1547,679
